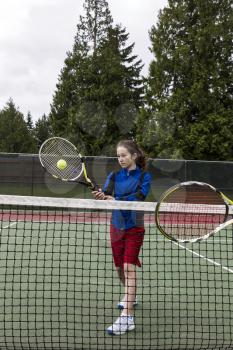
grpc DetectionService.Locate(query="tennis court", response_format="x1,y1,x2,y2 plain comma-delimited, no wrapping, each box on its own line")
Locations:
0,195,232,350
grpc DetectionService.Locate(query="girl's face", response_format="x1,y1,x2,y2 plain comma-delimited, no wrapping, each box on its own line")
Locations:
117,146,137,171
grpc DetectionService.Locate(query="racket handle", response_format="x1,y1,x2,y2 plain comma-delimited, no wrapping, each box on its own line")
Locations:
89,183,99,191
78,180,98,191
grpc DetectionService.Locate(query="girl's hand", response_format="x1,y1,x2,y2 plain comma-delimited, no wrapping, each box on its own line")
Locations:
104,195,115,200
92,189,106,200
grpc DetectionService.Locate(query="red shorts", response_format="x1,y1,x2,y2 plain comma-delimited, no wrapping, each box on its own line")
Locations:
110,225,145,268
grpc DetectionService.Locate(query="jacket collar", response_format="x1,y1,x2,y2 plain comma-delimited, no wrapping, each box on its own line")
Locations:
122,165,140,176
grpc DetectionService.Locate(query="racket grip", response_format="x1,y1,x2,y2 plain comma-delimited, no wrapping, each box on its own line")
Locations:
89,183,99,191
85,177,99,191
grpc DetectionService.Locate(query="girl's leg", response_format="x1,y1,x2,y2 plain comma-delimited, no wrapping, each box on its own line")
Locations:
120,228,145,313
116,266,125,286
106,263,136,335
121,263,136,316
110,225,126,288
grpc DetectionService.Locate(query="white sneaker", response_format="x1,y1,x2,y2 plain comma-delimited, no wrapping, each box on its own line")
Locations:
107,315,135,335
117,296,138,310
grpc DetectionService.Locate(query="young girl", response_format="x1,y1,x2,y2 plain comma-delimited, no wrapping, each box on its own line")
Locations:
92,139,151,335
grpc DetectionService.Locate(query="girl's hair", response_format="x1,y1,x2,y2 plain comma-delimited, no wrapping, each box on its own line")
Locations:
117,139,147,170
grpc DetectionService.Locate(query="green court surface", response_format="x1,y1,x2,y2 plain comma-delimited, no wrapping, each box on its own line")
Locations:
0,218,232,350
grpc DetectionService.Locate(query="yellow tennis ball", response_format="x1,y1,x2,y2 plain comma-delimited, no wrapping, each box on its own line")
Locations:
57,159,67,170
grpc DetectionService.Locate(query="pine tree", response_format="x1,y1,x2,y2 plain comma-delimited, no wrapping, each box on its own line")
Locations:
69,25,144,155
26,112,34,131
97,25,143,120
138,0,233,160
50,0,113,145
0,100,37,153
50,0,143,155
34,114,52,148
76,0,112,52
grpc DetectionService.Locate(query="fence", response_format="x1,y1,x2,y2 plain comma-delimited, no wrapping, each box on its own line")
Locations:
0,153,232,200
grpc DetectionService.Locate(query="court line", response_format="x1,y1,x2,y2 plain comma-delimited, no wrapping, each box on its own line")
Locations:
2,221,233,274
173,241,233,274
145,237,230,243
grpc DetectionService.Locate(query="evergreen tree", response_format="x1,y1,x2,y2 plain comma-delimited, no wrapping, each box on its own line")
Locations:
34,114,52,149
0,100,37,153
68,25,144,155
50,0,113,144
50,0,143,155
138,0,233,160
26,112,34,131
76,0,112,52
97,26,143,129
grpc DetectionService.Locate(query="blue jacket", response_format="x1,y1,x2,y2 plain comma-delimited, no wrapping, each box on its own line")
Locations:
103,167,151,229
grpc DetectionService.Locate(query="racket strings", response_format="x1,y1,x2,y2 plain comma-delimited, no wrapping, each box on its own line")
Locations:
157,184,228,242
162,185,225,205
40,138,83,180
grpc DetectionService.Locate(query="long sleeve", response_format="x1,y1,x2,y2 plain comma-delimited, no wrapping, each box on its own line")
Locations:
115,172,151,201
103,172,115,195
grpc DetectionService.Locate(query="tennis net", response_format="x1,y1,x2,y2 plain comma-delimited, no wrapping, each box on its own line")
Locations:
0,195,232,350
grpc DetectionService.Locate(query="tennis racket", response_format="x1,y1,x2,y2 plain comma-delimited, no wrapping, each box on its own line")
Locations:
155,181,233,243
39,137,98,190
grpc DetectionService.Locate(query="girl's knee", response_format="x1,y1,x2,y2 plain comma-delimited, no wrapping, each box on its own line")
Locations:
123,263,135,276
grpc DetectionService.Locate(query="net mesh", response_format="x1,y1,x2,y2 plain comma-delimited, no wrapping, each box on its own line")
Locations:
0,195,232,350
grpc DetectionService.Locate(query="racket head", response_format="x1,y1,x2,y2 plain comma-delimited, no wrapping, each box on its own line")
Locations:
39,137,84,181
155,181,229,243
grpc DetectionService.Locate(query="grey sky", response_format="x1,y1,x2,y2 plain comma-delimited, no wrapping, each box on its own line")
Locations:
0,0,167,121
